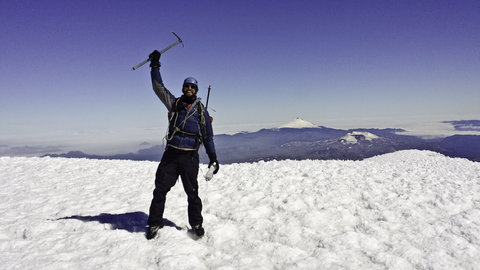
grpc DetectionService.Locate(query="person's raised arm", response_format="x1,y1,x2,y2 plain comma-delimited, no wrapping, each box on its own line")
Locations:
149,50,175,111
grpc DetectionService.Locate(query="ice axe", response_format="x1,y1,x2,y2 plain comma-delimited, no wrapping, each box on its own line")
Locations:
131,32,183,70
206,85,211,109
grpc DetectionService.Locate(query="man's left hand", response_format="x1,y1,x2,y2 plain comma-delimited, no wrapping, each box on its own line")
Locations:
208,153,219,174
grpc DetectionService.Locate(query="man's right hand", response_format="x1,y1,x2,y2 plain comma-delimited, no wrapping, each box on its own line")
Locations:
149,50,161,68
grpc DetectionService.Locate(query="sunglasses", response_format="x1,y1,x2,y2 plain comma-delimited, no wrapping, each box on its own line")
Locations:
183,83,198,90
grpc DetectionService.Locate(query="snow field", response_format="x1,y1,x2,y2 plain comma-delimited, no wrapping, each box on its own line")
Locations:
1,150,480,269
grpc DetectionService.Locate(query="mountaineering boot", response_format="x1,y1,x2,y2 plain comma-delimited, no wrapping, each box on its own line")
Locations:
145,224,163,240
192,225,205,237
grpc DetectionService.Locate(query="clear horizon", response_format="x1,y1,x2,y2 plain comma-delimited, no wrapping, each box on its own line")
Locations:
1,0,479,156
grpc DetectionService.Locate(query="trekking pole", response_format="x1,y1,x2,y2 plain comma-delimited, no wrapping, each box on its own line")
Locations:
131,32,184,70
206,85,211,109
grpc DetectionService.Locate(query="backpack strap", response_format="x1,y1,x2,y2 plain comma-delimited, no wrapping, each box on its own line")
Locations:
165,98,207,143
197,101,207,142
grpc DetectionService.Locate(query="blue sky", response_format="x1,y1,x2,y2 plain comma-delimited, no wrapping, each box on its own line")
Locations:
1,0,479,155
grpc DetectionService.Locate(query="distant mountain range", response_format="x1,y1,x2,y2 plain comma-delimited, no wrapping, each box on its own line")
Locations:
44,118,480,163
443,120,480,132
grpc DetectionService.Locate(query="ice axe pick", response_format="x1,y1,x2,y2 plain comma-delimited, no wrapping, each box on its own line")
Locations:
132,32,183,70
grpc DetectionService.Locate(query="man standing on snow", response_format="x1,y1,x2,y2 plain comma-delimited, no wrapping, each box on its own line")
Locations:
145,50,219,240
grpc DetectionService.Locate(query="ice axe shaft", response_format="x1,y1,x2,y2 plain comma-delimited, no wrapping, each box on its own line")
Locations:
206,85,211,109
132,32,183,70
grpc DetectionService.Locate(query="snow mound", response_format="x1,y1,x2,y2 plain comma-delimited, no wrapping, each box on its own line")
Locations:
278,117,317,129
1,150,480,269
340,131,380,144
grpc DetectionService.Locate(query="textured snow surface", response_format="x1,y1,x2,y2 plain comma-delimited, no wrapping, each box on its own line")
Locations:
1,150,480,270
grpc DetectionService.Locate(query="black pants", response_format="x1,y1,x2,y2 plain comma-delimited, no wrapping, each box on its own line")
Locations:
147,148,203,227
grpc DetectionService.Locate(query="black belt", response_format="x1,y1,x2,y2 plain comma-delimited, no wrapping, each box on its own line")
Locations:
170,130,199,138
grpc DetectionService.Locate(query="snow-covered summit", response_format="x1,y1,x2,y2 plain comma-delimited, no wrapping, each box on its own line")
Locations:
1,150,480,269
340,131,380,144
278,117,317,129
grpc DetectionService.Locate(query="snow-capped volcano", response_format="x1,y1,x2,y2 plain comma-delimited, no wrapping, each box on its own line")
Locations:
278,117,317,129
340,131,380,144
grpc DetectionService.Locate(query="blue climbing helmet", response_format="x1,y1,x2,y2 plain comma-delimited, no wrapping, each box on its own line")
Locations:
183,77,198,91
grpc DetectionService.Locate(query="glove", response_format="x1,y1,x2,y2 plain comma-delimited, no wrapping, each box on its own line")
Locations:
149,50,161,68
208,160,219,174
208,153,219,174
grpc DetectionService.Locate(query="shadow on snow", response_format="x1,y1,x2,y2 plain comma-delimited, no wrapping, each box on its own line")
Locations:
57,211,183,233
